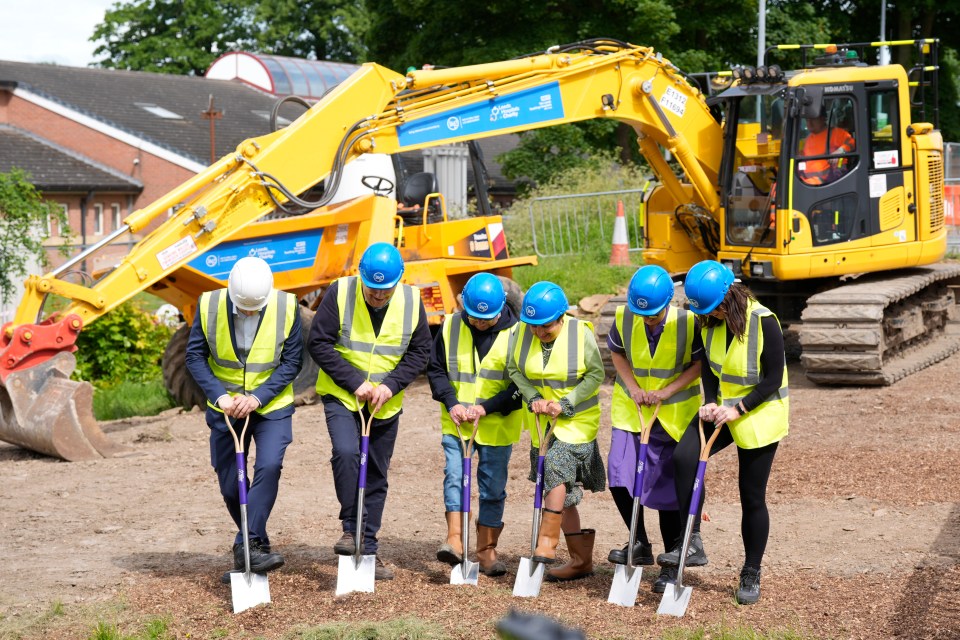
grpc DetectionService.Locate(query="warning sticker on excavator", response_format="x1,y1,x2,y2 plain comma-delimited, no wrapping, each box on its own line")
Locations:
660,87,687,117
157,236,198,270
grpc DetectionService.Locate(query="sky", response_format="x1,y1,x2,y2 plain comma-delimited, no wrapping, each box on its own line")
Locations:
0,0,118,67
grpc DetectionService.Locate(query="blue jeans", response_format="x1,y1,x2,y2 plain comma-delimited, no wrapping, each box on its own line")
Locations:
441,433,512,528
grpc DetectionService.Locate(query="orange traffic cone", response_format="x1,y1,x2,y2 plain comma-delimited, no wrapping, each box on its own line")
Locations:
609,200,630,266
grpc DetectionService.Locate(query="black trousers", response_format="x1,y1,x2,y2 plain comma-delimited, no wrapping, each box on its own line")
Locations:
673,421,779,569
323,399,399,554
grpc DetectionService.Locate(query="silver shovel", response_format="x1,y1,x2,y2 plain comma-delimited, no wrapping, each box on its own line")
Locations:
512,415,555,598
224,414,271,613
608,403,660,607
335,410,377,596
450,418,480,585
658,418,724,617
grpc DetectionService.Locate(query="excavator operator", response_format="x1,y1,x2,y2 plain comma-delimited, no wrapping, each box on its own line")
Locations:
798,113,856,186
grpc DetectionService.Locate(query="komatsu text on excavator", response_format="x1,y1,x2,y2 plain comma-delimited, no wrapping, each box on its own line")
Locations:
1,37,955,460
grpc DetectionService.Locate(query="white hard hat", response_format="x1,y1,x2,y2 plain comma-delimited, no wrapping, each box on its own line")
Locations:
227,257,273,311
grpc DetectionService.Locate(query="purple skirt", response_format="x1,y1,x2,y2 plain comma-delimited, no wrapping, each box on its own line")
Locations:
607,424,679,511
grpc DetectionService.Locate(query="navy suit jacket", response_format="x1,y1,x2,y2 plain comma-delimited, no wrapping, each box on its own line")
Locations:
185,290,303,424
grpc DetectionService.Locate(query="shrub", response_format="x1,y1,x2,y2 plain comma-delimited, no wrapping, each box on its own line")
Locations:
73,301,173,385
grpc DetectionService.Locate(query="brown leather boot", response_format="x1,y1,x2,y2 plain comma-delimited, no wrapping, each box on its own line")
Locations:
476,524,507,576
532,509,562,565
546,528,595,582
436,511,463,566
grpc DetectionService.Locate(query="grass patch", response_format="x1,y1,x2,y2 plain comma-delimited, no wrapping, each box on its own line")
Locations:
512,254,636,304
92,379,176,421
661,624,818,640
86,616,171,640
503,158,649,303
291,617,449,640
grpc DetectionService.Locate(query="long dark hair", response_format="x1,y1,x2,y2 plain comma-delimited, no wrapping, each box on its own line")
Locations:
701,283,756,339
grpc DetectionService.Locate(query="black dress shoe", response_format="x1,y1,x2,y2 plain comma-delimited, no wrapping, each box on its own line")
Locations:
607,541,654,566
736,566,762,604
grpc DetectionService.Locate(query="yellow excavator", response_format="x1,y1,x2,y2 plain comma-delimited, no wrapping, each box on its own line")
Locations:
1,37,955,460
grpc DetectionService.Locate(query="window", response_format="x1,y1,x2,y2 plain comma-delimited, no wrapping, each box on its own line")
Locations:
796,96,858,186
809,194,859,246
112,203,122,231
868,89,900,169
134,103,183,119
94,204,104,235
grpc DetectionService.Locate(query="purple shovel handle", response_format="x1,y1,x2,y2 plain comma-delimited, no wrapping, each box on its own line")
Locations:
631,442,648,498
358,434,370,490
688,460,708,516
235,452,248,506
462,457,472,513
533,455,546,509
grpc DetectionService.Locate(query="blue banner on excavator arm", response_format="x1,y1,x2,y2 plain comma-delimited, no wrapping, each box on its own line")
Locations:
397,82,565,148
188,229,324,280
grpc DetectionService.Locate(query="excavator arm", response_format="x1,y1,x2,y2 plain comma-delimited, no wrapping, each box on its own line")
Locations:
0,39,724,459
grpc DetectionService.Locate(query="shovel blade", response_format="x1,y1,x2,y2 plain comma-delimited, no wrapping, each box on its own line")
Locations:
657,582,693,617
335,554,376,596
229,571,271,613
450,560,479,585
607,564,643,607
512,557,545,597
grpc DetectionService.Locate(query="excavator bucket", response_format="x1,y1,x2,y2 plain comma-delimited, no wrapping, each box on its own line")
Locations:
0,352,132,461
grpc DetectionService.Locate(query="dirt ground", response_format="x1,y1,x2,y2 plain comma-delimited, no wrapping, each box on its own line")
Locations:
2,355,960,639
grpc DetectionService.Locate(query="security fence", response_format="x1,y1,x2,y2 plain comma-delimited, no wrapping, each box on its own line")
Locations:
525,186,651,257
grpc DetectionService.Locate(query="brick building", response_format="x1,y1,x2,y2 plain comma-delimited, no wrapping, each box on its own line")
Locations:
0,56,519,319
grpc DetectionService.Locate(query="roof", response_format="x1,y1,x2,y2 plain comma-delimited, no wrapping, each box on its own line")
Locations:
206,52,359,99
0,60,291,168
0,58,518,194
0,124,142,193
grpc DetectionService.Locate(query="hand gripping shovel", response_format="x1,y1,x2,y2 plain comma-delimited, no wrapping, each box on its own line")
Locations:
512,414,556,598
658,418,724,617
335,409,377,596
224,414,271,614
450,417,480,585
608,402,661,606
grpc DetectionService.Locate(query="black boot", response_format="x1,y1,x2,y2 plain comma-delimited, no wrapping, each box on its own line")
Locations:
607,541,654,566
656,532,708,567
736,566,762,604
222,540,282,583
652,566,678,593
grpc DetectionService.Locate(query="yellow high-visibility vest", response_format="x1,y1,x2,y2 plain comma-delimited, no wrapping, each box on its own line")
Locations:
315,276,420,419
199,288,297,415
439,313,522,446
513,317,600,445
703,299,789,449
610,306,700,441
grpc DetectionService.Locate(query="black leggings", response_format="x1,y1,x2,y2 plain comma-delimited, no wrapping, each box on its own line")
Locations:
610,486,683,551
673,422,779,569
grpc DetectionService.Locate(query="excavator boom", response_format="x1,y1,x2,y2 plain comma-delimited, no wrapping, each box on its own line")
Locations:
0,39,726,459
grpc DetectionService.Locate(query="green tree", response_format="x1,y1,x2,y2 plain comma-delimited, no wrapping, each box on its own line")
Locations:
254,0,369,62
92,0,369,74
92,0,258,75
0,168,67,306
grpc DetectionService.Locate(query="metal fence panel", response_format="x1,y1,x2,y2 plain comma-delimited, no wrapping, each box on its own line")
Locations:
526,186,650,257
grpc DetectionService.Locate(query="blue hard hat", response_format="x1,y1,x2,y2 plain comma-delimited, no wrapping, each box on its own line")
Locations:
520,281,568,325
627,265,674,316
359,242,404,289
684,260,735,314
462,273,505,320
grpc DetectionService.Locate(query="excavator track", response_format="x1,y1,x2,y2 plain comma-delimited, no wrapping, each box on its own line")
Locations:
799,263,960,385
